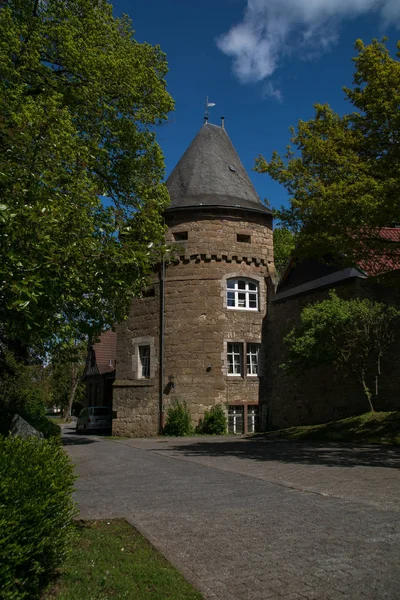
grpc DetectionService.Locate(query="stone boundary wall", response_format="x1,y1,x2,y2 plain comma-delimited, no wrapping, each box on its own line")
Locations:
264,275,400,430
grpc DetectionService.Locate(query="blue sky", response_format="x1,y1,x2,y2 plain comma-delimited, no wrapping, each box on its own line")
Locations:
112,0,399,212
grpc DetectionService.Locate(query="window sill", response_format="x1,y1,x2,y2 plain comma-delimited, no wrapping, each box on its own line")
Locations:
226,377,259,383
227,307,258,312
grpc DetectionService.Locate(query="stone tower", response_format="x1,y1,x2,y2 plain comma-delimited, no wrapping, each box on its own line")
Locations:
113,121,273,437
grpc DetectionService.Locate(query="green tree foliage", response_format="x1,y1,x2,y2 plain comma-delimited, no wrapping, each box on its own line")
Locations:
195,404,227,434
0,341,86,432
50,340,87,418
163,399,193,436
0,0,174,353
0,436,76,599
0,351,61,437
273,227,296,278
256,39,400,267
283,291,400,412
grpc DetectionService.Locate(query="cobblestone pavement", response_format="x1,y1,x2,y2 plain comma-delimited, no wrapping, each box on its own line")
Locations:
63,426,400,600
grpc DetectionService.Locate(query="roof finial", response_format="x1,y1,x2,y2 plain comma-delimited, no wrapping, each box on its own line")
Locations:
204,96,216,124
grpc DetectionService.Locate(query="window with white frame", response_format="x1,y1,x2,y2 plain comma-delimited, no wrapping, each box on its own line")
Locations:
138,345,150,379
226,278,258,310
247,406,259,433
228,405,244,434
246,343,259,376
227,343,242,376
227,342,260,377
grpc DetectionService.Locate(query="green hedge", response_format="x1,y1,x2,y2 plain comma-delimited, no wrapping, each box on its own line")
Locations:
195,404,227,435
163,399,193,436
19,391,61,440
0,437,76,599
29,415,61,440
0,390,61,440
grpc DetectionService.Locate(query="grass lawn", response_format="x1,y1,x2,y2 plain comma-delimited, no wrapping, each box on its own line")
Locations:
265,411,400,445
44,519,203,600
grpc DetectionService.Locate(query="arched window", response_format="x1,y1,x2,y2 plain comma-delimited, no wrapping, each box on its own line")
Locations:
226,278,258,310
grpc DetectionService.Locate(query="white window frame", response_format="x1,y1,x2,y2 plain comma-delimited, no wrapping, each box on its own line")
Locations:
138,345,150,379
228,405,244,434
225,341,261,378
226,278,258,311
247,405,259,434
246,343,259,377
227,343,242,376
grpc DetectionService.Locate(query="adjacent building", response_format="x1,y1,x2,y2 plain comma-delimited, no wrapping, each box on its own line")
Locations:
265,236,400,428
84,330,116,409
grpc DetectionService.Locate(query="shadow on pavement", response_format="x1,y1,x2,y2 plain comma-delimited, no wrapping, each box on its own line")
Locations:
163,438,400,469
62,429,98,446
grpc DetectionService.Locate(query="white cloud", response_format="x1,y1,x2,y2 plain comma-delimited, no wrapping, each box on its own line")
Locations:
263,81,283,102
216,0,400,85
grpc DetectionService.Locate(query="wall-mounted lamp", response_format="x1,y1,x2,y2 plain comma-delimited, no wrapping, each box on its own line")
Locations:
206,364,212,372
168,375,175,390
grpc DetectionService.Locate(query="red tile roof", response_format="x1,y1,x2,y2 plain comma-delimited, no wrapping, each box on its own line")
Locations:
93,330,117,374
377,228,400,242
358,228,400,276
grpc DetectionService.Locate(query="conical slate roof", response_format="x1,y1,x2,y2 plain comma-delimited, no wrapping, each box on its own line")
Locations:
166,123,271,214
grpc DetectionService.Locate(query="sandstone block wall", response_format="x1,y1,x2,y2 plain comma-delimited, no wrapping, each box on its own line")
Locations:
263,275,400,430
165,208,273,264
113,208,273,437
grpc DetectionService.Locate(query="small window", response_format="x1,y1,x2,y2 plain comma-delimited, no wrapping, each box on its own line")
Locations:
237,234,251,243
228,406,244,434
246,344,259,376
227,343,242,376
139,345,150,379
247,406,259,433
226,278,258,310
173,231,188,241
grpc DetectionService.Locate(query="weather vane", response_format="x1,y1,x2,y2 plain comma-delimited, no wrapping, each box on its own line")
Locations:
204,96,216,123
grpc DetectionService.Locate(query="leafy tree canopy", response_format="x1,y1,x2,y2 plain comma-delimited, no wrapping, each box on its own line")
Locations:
0,0,174,353
50,340,86,417
256,38,400,267
283,291,400,412
0,349,52,435
273,227,296,278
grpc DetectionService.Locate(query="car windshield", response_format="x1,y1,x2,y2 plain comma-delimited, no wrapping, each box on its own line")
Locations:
93,408,110,416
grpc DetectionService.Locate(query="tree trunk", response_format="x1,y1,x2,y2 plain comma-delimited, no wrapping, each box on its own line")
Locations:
63,364,80,420
361,368,375,413
375,352,382,403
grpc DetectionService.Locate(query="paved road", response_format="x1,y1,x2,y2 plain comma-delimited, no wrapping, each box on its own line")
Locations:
63,425,400,600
